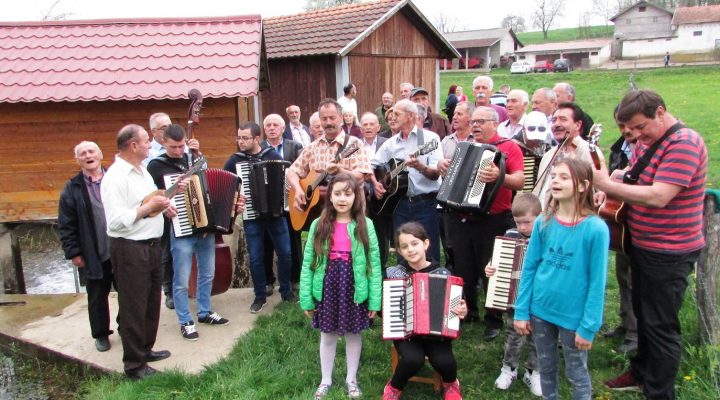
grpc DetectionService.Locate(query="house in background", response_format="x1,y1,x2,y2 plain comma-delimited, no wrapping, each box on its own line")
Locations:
442,27,523,69
262,0,459,122
0,16,268,223
610,1,720,59
515,38,612,68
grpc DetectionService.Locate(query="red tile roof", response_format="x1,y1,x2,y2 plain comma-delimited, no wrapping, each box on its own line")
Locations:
672,5,720,25
0,16,265,103
264,0,458,59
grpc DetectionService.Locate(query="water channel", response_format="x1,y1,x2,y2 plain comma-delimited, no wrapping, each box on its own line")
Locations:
2,224,79,399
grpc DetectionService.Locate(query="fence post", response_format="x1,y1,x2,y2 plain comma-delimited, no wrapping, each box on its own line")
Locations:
0,223,26,294
697,194,719,345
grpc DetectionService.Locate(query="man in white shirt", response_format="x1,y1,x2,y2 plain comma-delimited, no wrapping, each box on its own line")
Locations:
282,105,311,146
337,83,358,122
101,124,176,380
144,113,171,164
497,89,528,139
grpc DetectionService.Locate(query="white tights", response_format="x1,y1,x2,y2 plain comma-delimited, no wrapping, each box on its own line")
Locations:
319,332,362,386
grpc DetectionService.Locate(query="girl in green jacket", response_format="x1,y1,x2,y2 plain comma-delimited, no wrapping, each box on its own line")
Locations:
299,173,382,399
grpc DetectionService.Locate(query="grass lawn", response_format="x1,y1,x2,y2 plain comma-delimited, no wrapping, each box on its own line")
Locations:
440,65,720,187
76,67,719,399
516,25,613,45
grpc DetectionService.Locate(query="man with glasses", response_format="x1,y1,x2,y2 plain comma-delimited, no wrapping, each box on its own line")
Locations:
146,113,172,163
224,122,294,314
444,106,524,342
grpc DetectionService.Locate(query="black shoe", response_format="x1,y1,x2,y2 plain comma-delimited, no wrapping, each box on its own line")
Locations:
618,340,638,354
250,297,267,314
165,295,175,310
146,350,171,362
462,313,480,324
125,365,158,380
484,328,501,342
198,311,230,325
180,321,199,341
95,336,111,352
281,292,297,302
265,284,275,296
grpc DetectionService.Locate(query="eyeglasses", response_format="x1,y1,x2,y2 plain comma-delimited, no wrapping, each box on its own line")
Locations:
526,126,547,132
470,118,496,125
152,124,169,131
236,136,254,142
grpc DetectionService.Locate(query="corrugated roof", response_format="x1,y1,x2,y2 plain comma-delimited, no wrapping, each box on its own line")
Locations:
672,5,720,25
264,0,459,59
443,27,522,51
515,38,611,53
0,16,265,103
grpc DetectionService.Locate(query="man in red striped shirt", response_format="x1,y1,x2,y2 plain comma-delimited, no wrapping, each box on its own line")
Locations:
593,89,707,399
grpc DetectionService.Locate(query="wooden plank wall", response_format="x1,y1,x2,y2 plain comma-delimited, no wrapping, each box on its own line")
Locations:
0,97,242,223
261,55,336,125
349,12,440,116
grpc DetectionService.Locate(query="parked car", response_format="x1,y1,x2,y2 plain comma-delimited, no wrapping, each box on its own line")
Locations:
553,58,573,72
510,61,532,74
533,60,553,73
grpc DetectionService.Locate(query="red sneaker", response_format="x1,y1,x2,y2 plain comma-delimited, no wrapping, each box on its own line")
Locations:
443,379,463,400
605,370,643,392
382,380,402,400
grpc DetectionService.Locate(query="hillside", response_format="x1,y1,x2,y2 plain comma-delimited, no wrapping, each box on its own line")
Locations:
517,25,613,45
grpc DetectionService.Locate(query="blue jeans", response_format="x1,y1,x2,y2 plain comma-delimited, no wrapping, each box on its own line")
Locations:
393,196,440,262
244,217,292,299
170,233,215,324
531,316,592,400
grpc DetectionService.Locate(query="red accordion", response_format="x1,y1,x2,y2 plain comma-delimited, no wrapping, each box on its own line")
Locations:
382,272,464,340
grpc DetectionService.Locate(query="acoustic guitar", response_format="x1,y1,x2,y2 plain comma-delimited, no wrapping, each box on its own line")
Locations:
588,124,630,254
289,143,361,231
370,139,439,216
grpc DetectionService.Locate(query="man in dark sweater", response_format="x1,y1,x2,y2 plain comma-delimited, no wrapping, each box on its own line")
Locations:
147,125,230,342
58,141,115,352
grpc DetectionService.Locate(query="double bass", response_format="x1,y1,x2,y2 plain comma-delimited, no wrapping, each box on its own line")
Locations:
185,89,233,297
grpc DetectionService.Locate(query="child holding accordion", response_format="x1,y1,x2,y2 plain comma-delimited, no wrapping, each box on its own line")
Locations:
383,222,467,400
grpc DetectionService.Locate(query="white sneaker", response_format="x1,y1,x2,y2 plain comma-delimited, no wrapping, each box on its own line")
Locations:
523,370,543,397
494,365,517,390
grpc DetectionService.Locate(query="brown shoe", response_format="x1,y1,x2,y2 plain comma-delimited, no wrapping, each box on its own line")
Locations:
605,370,643,392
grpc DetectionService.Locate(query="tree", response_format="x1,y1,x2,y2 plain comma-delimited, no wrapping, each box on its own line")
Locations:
501,15,527,33
433,13,461,33
42,0,73,21
532,0,565,39
304,0,359,11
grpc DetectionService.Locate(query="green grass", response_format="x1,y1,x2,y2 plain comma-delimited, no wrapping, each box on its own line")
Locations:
516,25,613,45
440,65,720,187
78,262,718,399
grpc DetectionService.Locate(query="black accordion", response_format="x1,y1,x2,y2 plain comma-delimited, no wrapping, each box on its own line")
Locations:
236,160,290,220
164,168,242,237
437,142,505,214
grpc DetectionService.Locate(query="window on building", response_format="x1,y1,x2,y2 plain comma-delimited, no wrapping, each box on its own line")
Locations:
639,6,646,11
590,51,598,56
653,17,658,22
694,31,703,36
519,55,526,59
648,39,654,42
716,39,720,48
627,18,631,24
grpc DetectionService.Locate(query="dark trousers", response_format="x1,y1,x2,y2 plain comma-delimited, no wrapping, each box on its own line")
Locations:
393,196,441,262
264,217,302,285
110,237,163,373
445,211,512,328
371,213,393,273
86,259,115,339
392,338,457,390
629,247,700,400
615,252,637,342
160,229,173,296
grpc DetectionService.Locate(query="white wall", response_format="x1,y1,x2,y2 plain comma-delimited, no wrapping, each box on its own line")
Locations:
589,44,612,66
676,23,720,52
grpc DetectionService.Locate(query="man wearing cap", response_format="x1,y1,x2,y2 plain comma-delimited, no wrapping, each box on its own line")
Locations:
410,87,451,140
473,76,509,123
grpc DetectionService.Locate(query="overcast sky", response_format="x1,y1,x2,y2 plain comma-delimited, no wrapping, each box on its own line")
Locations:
1,0,609,31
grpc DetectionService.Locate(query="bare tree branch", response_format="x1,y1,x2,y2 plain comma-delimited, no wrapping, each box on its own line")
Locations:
501,14,527,33
42,0,74,21
433,13,461,33
532,0,565,39
304,0,359,11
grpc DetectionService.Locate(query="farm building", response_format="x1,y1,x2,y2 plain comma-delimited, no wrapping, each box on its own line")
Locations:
261,0,459,122
442,27,523,69
0,15,268,224
515,38,612,68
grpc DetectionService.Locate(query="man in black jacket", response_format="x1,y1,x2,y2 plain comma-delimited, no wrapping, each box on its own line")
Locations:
58,141,115,352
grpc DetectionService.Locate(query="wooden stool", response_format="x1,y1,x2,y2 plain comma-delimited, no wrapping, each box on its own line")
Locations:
390,346,443,392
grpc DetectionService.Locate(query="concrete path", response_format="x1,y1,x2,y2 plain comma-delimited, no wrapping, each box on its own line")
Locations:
0,288,280,375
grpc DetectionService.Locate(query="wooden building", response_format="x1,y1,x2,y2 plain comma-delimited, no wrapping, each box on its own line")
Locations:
0,16,268,223
262,0,459,122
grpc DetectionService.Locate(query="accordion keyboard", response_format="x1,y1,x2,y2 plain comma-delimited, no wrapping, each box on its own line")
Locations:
485,238,518,311
164,173,194,237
